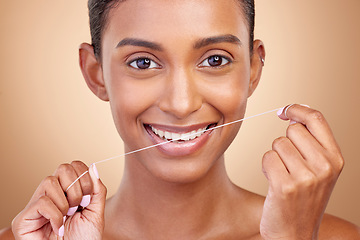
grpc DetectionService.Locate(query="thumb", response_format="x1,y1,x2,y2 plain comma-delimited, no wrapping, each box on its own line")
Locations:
87,164,107,214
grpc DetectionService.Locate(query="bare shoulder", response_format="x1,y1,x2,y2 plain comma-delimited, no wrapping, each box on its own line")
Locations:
233,189,360,240
319,213,360,240
0,227,15,240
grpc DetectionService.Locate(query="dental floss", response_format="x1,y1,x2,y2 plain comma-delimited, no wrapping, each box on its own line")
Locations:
284,104,295,118
66,107,283,192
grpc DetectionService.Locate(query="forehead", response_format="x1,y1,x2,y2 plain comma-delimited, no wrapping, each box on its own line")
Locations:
103,0,249,48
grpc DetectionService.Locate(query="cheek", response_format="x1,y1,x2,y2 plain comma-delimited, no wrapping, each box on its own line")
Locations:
104,68,164,139
109,83,152,123
101,47,151,127
200,69,250,120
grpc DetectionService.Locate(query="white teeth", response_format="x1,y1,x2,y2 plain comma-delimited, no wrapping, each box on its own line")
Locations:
181,133,190,141
172,133,181,140
150,126,208,142
158,129,164,138
153,127,158,135
195,129,204,137
190,130,196,140
164,131,172,140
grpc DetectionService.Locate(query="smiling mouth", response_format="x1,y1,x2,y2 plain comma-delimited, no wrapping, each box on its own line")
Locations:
144,123,217,143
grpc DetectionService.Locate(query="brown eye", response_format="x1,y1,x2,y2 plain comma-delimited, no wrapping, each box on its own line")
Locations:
129,57,160,69
199,55,230,68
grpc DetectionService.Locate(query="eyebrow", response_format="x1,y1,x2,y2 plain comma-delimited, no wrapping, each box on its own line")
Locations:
116,34,242,51
193,34,242,49
116,38,164,51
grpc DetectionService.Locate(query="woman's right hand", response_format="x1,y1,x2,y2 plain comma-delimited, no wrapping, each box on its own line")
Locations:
11,161,107,240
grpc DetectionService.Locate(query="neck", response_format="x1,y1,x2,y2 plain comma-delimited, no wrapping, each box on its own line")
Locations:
108,154,238,239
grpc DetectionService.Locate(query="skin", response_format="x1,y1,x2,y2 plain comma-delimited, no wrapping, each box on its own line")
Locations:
2,0,360,239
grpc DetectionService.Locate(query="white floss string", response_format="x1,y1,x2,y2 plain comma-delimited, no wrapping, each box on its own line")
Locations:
66,107,282,192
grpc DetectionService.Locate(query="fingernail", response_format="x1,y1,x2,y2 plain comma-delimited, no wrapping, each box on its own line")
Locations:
59,224,64,237
300,104,310,108
67,206,78,216
290,120,298,125
277,106,285,116
92,164,100,179
63,216,66,223
80,195,91,208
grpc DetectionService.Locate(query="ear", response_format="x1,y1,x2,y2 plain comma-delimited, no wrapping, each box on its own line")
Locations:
248,40,265,97
79,43,109,101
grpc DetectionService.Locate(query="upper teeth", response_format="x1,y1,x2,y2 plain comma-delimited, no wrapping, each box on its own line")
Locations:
151,126,207,141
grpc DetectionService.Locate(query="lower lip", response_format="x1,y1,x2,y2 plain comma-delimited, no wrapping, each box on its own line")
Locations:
144,125,214,157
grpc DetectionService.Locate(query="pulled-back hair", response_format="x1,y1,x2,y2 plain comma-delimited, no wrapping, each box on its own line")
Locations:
88,0,255,59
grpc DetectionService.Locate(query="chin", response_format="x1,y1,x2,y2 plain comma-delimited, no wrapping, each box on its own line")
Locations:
156,167,210,184
140,152,223,185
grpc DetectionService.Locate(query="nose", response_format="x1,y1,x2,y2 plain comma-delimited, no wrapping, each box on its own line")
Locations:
158,68,202,119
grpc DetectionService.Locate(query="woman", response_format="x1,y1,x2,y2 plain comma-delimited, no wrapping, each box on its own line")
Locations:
2,0,360,239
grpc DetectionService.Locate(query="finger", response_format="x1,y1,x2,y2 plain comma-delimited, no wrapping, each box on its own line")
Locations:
86,164,107,214
20,196,64,237
28,176,69,218
70,161,93,210
53,164,83,209
277,104,309,121
262,150,290,185
277,104,339,151
70,161,93,196
286,122,344,178
272,136,312,177
42,176,69,216
286,123,327,167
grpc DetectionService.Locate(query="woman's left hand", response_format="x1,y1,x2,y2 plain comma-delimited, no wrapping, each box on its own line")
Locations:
260,104,344,240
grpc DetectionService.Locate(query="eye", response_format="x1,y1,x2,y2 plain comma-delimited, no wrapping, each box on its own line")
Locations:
199,55,230,68
129,57,160,69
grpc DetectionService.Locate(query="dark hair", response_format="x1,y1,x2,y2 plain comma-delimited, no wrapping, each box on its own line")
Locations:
240,0,255,52
88,0,255,59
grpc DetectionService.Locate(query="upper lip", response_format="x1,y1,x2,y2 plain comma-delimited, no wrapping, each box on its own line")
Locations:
144,122,216,133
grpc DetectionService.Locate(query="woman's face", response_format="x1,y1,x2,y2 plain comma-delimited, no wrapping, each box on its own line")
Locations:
98,0,260,183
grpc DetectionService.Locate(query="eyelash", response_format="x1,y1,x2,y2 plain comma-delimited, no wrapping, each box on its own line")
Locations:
198,55,232,68
127,57,161,70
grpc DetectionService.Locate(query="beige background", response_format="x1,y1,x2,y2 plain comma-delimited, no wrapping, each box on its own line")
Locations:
0,0,359,228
